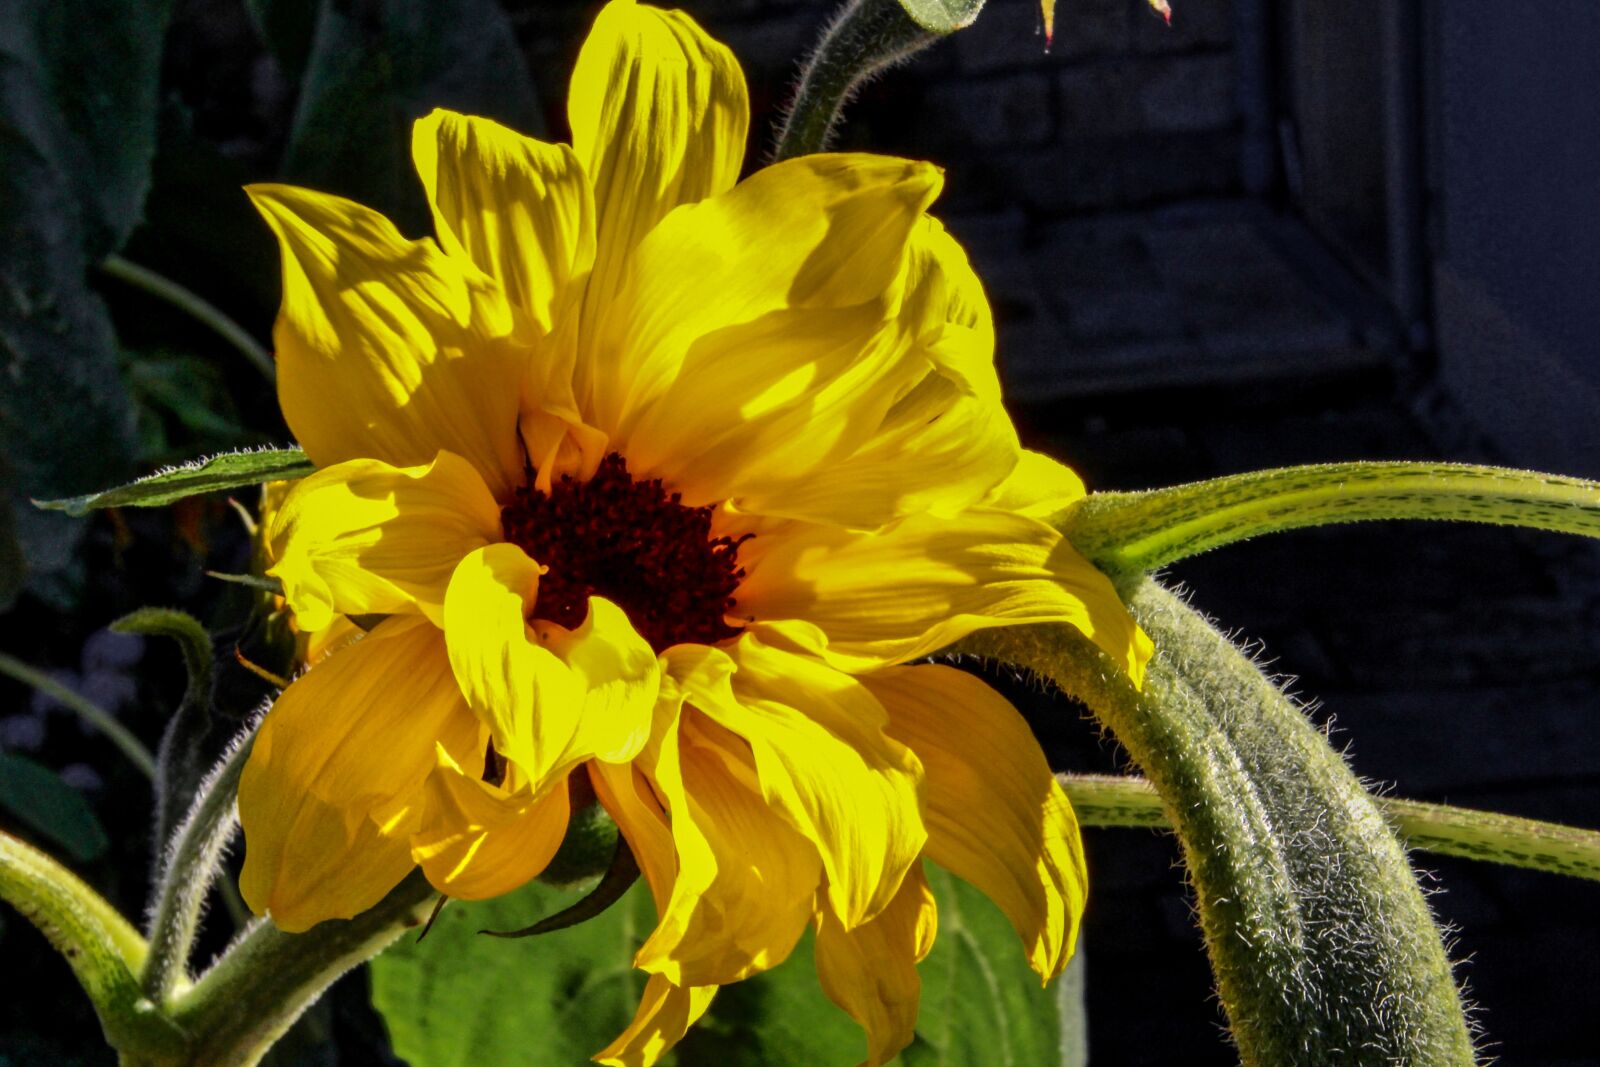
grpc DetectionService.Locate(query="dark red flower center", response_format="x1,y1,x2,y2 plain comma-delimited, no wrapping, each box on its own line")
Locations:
499,453,751,653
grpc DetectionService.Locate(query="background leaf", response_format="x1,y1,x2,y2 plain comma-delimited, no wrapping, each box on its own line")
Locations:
0,750,110,864
0,0,176,608
281,0,544,232
369,863,1080,1066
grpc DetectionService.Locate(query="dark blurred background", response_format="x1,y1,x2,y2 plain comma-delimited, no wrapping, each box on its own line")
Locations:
2,0,1597,1064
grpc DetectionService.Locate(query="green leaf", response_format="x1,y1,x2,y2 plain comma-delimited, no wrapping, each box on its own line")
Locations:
370,879,661,1066
0,0,176,605
371,862,1077,1066
904,867,1065,1066
896,0,985,34
32,447,315,517
0,752,109,864
283,0,544,232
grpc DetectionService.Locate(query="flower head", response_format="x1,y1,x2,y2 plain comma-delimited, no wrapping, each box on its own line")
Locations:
238,1,1151,1061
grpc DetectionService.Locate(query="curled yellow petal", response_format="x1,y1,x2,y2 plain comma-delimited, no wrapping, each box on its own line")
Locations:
865,663,1087,980
238,618,484,931
266,450,502,632
595,974,717,1067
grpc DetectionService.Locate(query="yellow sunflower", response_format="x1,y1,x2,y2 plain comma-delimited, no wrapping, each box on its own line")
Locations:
238,1,1152,1062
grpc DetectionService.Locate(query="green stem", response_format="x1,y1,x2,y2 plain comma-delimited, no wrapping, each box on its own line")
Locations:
958,580,1477,1066
140,735,252,1004
101,254,275,382
0,651,157,779
0,831,188,1060
160,871,435,1067
1066,462,1600,575
771,0,936,161
1062,773,1600,881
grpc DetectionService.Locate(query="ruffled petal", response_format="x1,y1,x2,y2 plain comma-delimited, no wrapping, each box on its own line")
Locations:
814,862,938,1067
412,108,595,335
635,709,819,986
595,974,717,1067
984,449,1087,518
590,153,941,455
864,664,1087,980
248,184,526,498
676,637,926,928
590,759,677,915
568,0,748,330
718,215,1019,528
265,451,502,632
409,746,571,900
736,507,1152,686
238,618,485,931
444,545,660,786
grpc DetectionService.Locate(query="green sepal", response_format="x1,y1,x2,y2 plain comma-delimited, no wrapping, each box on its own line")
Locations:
33,447,315,516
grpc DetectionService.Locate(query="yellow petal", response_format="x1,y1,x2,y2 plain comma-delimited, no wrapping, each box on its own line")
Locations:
635,710,819,985
410,745,571,900
595,974,717,1067
589,153,941,448
985,449,1087,518
726,217,1019,528
568,0,748,329
814,862,938,1067
248,183,526,498
266,451,502,633
442,543,583,783
736,506,1152,686
445,546,661,786
677,637,927,928
590,759,677,915
238,618,485,931
864,664,1087,980
412,108,595,336
534,597,659,765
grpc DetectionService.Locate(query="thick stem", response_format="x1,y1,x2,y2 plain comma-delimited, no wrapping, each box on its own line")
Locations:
1065,461,1600,575
160,871,435,1067
771,0,936,161
958,580,1477,1066
1062,773,1600,881
140,731,253,1004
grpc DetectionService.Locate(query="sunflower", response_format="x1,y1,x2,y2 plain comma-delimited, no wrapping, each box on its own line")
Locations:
238,1,1151,1061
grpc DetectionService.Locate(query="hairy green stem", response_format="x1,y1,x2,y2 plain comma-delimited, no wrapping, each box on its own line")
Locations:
0,650,157,779
1066,462,1600,575
156,871,435,1067
1062,773,1600,881
140,733,252,1004
772,0,936,161
958,580,1477,1065
101,255,276,382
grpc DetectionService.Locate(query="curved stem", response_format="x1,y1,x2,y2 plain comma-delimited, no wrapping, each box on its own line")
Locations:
165,871,435,1067
958,580,1476,1066
772,0,936,161
1066,461,1600,575
101,254,275,382
1063,773,1600,881
141,732,253,1004
0,651,157,779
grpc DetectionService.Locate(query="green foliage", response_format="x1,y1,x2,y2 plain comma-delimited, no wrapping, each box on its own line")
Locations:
281,0,544,232
0,751,110,864
0,0,175,606
33,447,314,517
370,863,1081,1066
